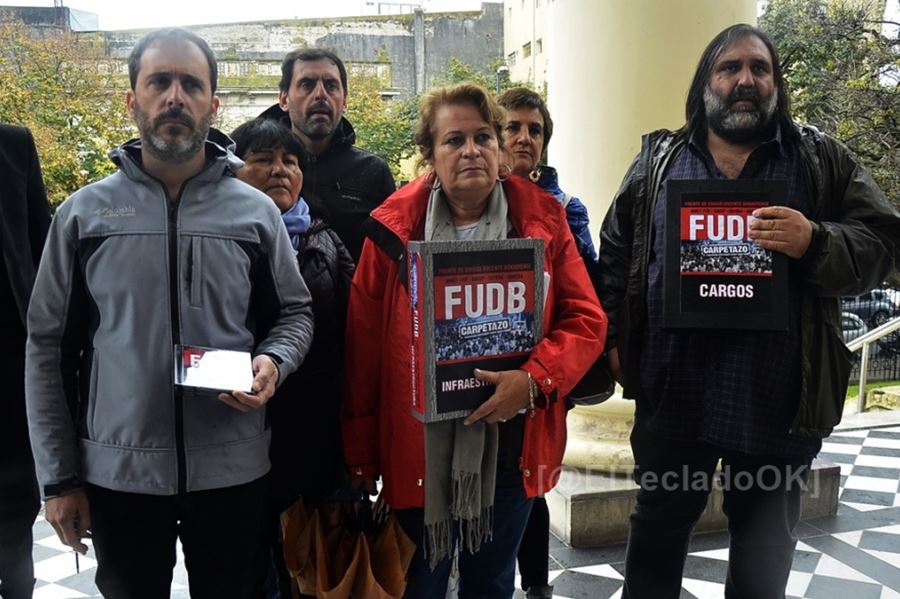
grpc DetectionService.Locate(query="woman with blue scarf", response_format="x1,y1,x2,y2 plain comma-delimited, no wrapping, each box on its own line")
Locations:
231,118,355,598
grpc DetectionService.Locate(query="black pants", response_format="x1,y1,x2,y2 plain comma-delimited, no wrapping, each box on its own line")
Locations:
0,501,39,599
1,338,39,599
516,496,549,590
87,478,267,599
623,419,811,599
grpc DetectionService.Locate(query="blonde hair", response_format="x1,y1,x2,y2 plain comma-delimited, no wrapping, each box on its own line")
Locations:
414,82,506,171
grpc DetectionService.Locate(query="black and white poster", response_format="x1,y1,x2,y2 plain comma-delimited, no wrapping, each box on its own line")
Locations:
663,179,789,330
409,239,544,422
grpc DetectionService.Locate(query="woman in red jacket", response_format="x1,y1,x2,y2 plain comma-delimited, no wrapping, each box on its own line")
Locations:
341,83,606,599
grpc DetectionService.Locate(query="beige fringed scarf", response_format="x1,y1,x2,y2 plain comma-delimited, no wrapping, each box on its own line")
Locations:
422,180,509,570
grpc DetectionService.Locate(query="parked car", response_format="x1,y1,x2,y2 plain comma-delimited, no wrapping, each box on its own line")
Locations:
841,311,880,357
842,288,900,328
876,288,900,311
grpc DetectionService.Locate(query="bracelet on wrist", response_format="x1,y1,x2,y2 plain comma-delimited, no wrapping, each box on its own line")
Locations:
526,371,536,410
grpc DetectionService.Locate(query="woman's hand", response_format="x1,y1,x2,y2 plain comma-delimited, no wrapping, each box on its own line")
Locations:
464,368,531,426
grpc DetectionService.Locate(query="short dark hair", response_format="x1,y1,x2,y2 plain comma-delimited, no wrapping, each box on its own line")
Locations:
278,48,348,95
128,28,218,93
497,86,553,152
415,82,505,170
683,24,797,146
230,118,306,166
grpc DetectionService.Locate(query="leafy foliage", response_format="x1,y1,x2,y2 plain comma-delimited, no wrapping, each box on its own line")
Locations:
347,56,528,179
438,56,526,95
0,22,134,207
760,0,899,207
345,72,418,180
346,55,530,180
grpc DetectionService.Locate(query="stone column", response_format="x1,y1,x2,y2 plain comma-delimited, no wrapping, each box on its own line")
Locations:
545,0,757,241
546,0,757,474
542,0,757,547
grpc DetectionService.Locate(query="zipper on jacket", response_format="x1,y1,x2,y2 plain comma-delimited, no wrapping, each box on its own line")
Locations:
168,191,187,495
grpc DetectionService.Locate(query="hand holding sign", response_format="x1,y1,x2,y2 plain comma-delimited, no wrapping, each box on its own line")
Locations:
749,206,812,259
664,179,789,330
463,368,531,425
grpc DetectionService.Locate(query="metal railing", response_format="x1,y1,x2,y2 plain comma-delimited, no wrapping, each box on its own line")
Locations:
846,315,900,411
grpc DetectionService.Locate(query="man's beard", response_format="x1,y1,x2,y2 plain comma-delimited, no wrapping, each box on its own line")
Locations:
134,102,213,164
704,84,778,144
292,100,338,141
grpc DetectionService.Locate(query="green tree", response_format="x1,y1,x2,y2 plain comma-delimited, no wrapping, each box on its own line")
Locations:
346,58,532,179
438,56,529,95
346,72,417,180
0,22,134,206
760,0,899,207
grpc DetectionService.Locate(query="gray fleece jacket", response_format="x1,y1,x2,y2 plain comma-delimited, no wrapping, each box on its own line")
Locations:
25,132,314,497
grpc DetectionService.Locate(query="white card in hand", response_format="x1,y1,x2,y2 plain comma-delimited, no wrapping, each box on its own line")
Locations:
174,345,254,393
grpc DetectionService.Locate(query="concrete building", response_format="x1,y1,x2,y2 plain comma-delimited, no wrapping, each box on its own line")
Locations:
1,3,503,130
502,0,548,91
0,4,98,34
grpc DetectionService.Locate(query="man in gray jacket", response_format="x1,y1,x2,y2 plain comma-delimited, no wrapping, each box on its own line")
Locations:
25,28,314,598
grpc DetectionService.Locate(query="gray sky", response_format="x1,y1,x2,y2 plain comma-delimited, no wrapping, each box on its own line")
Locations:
5,0,498,30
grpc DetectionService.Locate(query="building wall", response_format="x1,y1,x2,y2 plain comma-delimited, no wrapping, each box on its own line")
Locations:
0,5,99,31
0,6,71,35
545,0,758,249
1,3,502,129
503,0,548,89
87,3,502,130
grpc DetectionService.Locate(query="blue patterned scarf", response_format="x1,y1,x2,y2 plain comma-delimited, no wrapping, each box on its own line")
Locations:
281,197,311,255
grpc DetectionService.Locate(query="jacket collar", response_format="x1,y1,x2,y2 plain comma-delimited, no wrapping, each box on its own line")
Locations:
368,174,560,253
258,103,358,159
109,128,242,185
688,124,789,163
535,166,561,197
363,174,560,290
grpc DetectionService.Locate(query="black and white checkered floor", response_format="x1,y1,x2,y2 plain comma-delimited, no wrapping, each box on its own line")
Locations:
30,426,900,598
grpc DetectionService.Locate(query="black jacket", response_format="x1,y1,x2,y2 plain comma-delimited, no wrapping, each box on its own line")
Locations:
260,105,396,261
598,125,900,438
0,124,50,518
0,125,50,326
267,218,355,508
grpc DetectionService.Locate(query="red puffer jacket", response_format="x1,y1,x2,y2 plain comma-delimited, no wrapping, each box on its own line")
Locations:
341,174,606,509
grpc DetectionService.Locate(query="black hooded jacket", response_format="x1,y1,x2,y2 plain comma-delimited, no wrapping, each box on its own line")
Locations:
260,105,395,261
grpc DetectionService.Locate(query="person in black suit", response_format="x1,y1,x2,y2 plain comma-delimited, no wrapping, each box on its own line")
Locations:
0,124,51,599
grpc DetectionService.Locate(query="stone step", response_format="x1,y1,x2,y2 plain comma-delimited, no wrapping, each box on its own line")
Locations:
866,386,900,411
547,459,839,548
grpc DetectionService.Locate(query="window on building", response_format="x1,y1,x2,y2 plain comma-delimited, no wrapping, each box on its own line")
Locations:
536,38,543,54
523,42,532,58
508,51,517,66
